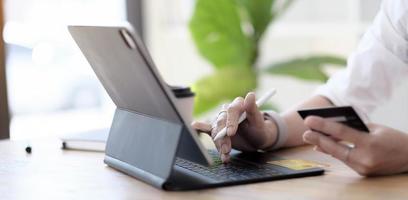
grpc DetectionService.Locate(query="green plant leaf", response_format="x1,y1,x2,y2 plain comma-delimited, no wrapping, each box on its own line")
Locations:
235,0,274,42
192,68,257,116
234,0,295,65
263,55,346,82
189,0,253,69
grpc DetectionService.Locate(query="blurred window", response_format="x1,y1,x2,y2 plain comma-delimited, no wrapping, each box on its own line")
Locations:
4,0,126,139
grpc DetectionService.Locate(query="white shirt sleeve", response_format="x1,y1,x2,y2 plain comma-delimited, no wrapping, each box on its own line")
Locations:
315,0,408,117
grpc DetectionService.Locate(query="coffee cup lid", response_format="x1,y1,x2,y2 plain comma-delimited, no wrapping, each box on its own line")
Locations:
169,85,195,98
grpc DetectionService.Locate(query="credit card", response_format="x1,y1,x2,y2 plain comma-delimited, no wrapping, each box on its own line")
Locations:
297,106,369,133
268,159,329,171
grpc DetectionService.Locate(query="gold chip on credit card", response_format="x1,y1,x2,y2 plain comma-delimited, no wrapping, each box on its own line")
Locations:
268,159,328,171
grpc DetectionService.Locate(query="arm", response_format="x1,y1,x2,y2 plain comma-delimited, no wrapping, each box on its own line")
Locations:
193,92,408,176
192,0,408,176
300,1,408,176
278,95,333,148
192,93,333,162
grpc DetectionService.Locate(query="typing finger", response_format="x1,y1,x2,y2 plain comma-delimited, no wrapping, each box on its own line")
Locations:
221,153,231,163
219,136,232,163
212,106,228,152
218,105,232,156
226,97,245,136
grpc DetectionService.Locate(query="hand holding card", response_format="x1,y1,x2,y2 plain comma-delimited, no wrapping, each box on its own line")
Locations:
297,106,369,133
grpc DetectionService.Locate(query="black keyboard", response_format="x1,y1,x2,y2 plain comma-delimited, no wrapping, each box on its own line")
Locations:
175,151,284,182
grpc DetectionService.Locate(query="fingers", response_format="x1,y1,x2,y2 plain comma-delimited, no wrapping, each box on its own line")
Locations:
303,130,352,162
212,105,228,148
226,97,245,136
219,104,232,162
220,137,231,162
304,116,367,144
244,92,264,129
305,130,371,175
191,121,212,135
211,104,233,163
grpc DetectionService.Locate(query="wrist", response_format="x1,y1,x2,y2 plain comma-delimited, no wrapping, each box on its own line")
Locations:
259,117,278,149
261,111,289,151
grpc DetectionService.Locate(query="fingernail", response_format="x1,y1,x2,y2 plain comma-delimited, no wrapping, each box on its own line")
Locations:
221,154,230,163
221,144,229,154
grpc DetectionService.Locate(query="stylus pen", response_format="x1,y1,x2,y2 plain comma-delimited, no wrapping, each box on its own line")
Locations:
213,89,277,141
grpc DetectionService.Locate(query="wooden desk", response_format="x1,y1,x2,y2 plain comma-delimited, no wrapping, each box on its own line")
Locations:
0,139,407,200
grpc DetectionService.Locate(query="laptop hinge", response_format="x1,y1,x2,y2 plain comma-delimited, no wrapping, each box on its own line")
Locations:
163,165,215,190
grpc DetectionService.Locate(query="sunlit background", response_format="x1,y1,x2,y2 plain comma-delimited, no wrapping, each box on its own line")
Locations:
4,0,408,140
4,0,126,139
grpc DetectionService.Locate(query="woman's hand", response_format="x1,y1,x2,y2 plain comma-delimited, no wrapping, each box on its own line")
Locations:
303,116,408,176
191,92,278,163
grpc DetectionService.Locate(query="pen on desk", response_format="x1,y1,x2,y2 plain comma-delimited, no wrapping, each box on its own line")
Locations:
213,89,277,141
